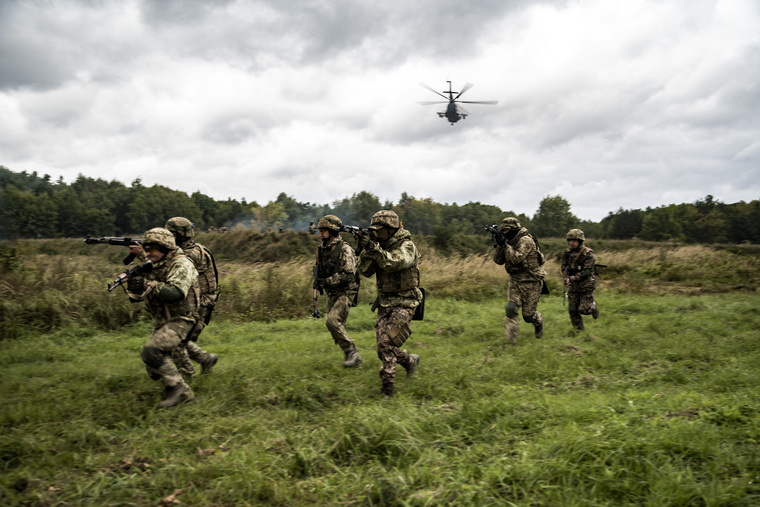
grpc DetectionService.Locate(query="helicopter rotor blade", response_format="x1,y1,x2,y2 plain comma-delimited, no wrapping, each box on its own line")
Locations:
454,82,474,100
459,100,499,105
417,101,448,105
418,82,449,100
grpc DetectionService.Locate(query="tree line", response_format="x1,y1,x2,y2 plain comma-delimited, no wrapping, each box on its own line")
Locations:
1,166,758,243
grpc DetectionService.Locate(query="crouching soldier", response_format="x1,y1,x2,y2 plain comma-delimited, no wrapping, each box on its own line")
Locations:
561,228,599,331
126,227,202,408
314,214,363,368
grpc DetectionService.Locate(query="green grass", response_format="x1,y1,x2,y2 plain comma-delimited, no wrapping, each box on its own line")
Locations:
2,291,760,506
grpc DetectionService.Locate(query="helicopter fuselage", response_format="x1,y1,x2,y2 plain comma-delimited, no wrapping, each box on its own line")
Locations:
437,102,464,124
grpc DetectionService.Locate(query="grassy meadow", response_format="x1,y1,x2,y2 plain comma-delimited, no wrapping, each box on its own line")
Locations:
1,232,759,506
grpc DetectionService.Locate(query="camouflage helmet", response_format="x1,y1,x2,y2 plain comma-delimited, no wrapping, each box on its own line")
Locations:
317,214,342,232
142,227,176,250
165,216,195,238
566,228,585,241
369,210,400,230
499,217,521,232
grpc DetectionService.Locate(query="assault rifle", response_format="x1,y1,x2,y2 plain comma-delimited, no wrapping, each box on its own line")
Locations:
339,224,368,254
563,268,568,306
108,260,153,292
84,236,142,265
485,225,506,247
312,264,323,319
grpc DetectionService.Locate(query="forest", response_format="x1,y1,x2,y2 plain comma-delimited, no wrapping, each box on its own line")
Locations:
1,165,758,243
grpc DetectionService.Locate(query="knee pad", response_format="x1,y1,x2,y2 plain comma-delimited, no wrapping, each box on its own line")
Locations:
141,345,165,370
388,320,412,348
505,302,519,319
568,303,578,314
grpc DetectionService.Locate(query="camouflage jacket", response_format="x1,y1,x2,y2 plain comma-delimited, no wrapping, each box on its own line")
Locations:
178,239,218,307
493,228,546,282
316,236,359,295
561,246,596,293
358,227,423,309
140,248,200,328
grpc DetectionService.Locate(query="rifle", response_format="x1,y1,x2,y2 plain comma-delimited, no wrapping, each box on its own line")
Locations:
563,268,568,306
312,264,323,319
339,224,368,254
85,236,142,265
485,225,507,247
108,260,153,292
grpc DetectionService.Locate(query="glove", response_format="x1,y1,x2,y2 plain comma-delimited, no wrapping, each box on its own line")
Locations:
495,232,507,247
127,276,145,294
357,231,370,251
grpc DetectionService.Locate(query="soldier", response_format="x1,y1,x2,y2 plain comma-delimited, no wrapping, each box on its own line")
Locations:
561,228,599,331
308,221,318,234
314,215,363,368
164,217,220,378
357,210,422,397
492,217,546,344
126,228,201,408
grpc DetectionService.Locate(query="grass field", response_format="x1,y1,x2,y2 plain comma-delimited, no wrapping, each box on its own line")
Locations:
2,288,759,506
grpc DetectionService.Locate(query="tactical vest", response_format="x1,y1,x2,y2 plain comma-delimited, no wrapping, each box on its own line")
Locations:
566,247,593,275
505,230,541,274
184,242,218,297
377,262,420,294
318,239,359,290
145,251,200,321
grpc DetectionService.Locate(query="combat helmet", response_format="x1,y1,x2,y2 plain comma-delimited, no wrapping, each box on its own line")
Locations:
566,229,585,242
369,210,400,230
317,214,342,231
499,217,521,232
165,217,195,239
142,227,176,252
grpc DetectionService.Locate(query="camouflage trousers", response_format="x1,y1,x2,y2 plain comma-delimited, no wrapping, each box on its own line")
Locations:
505,278,543,344
172,340,215,378
141,319,195,389
375,306,414,384
325,291,358,353
567,291,597,330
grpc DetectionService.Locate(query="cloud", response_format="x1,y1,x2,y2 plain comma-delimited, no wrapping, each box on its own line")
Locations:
0,0,758,222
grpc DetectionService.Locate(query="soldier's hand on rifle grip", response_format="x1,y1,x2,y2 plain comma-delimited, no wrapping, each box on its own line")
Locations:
357,231,371,252
128,276,145,295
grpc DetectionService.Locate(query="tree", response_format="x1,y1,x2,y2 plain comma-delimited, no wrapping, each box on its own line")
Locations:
531,195,578,238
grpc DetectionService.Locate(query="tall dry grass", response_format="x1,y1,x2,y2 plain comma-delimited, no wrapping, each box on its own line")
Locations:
1,237,758,340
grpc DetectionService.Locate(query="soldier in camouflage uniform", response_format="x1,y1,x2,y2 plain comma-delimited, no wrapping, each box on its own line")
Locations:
314,215,363,368
561,228,599,331
164,217,220,379
492,217,546,344
125,228,201,408
358,210,422,397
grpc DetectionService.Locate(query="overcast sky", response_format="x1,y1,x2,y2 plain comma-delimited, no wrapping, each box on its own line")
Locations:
1,0,758,221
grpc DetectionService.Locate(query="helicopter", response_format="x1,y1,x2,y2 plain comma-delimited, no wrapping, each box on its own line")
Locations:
418,81,498,125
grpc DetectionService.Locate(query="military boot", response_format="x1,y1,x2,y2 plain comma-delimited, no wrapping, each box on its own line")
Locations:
343,347,363,368
381,381,394,398
403,354,420,377
534,322,544,339
591,304,600,319
200,354,219,375
158,384,196,408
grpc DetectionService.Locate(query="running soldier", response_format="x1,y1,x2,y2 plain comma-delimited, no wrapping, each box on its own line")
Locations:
126,228,201,408
164,217,220,378
492,217,546,344
314,215,363,368
561,228,599,331
358,210,422,397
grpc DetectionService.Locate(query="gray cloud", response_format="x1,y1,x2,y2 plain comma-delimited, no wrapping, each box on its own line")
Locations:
0,0,757,222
